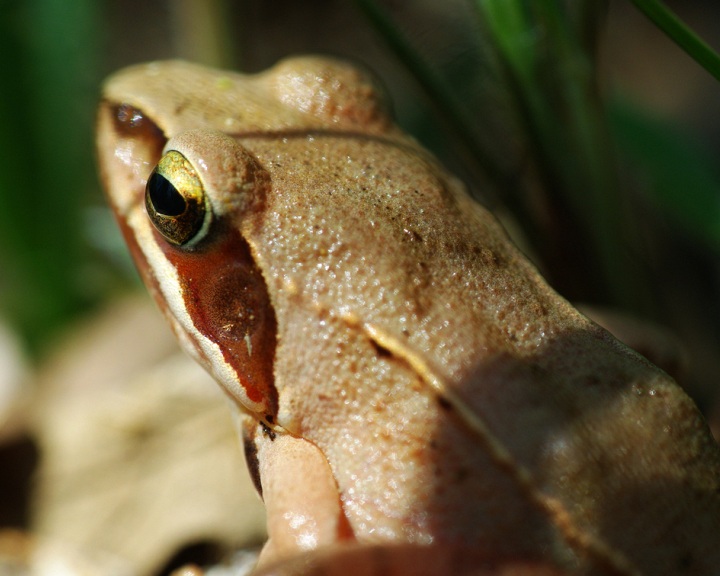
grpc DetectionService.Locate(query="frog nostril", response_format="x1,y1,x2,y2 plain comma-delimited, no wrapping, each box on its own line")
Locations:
147,171,187,216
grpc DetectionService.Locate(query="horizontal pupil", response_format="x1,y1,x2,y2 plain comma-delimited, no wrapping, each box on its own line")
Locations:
148,172,187,216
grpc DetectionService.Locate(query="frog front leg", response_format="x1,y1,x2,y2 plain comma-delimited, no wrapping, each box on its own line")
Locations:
243,418,578,576
241,416,353,569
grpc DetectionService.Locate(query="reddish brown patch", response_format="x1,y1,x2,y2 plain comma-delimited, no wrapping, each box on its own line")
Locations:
159,222,278,414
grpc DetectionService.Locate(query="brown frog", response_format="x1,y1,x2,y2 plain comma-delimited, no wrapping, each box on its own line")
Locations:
97,57,720,575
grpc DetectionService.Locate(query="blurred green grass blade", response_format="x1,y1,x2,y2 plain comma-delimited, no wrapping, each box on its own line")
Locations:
0,0,103,354
478,0,534,83
611,99,720,250
476,0,646,308
629,0,720,82
476,0,549,148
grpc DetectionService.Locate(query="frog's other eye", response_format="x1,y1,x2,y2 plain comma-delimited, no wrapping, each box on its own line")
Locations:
145,150,211,247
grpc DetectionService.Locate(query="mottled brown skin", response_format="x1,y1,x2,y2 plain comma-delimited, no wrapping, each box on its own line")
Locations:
98,57,720,575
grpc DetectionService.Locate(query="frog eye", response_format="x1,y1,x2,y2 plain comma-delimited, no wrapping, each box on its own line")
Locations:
145,150,211,246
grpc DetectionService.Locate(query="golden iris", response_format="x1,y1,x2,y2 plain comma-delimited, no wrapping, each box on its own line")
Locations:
145,150,209,246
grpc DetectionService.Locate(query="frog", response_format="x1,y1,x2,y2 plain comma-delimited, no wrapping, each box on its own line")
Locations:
97,57,720,575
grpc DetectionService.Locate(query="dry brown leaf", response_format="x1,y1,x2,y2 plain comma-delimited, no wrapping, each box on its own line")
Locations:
31,296,265,575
